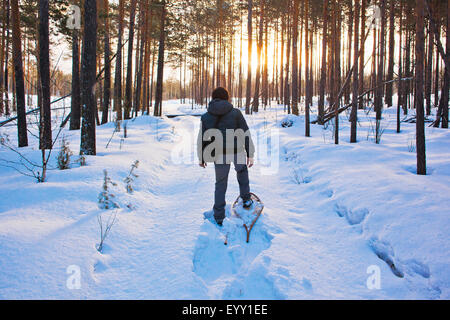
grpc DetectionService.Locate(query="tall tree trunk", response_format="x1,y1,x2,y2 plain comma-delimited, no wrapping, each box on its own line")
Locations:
113,0,124,121
375,0,386,144
425,18,433,116
101,0,111,125
333,0,341,145
124,0,137,119
358,0,366,109
318,0,328,120
350,0,360,143
284,7,291,112
279,17,284,105
345,3,353,105
10,0,27,147
252,1,264,113
154,0,166,117
0,0,6,115
397,0,403,133
438,0,450,128
238,11,243,108
38,0,52,149
135,0,148,117
291,0,300,115
262,20,268,107
80,0,97,155
385,0,395,107
415,0,426,175
305,0,311,136
245,0,252,114
70,29,81,130
3,0,9,116
433,22,440,109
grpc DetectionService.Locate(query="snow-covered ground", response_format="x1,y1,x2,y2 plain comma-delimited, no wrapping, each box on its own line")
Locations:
0,97,449,299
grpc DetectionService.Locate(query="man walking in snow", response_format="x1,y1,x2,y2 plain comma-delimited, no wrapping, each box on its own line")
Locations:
197,87,255,226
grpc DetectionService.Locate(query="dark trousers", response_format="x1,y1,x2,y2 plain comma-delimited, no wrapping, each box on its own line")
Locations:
213,154,251,222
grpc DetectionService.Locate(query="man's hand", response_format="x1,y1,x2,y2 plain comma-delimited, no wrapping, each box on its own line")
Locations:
247,157,254,168
199,162,207,168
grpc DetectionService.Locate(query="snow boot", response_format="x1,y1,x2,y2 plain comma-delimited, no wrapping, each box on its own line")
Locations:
214,216,223,227
243,199,253,209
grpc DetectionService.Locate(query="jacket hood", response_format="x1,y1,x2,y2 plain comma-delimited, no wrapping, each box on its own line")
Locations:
207,99,233,116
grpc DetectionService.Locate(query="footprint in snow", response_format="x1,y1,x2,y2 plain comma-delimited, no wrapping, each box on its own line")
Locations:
192,206,274,294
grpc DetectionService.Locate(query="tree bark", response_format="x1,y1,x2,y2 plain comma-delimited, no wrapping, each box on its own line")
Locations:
11,0,27,147
318,0,328,120
305,0,311,136
0,0,6,115
154,0,166,117
38,0,52,149
101,0,111,125
245,0,252,114
80,0,97,155
385,0,395,107
124,0,137,119
350,0,360,143
375,0,386,144
252,1,264,113
113,0,124,121
437,0,450,128
291,0,300,116
358,0,366,109
70,29,81,130
415,0,426,175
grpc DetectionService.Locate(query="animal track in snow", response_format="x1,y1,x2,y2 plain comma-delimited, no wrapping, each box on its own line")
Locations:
333,203,369,225
403,259,431,279
369,238,404,278
319,189,334,198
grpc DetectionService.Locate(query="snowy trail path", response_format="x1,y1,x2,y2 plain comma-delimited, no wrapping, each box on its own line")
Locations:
81,112,436,299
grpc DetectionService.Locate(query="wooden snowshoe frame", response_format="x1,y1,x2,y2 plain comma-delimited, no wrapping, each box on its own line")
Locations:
231,192,264,243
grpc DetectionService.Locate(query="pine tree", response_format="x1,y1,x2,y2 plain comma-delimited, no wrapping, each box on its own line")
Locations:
124,0,138,119
415,0,426,175
154,0,166,117
350,0,360,143
101,0,111,125
10,0,28,147
38,0,52,150
70,27,81,130
80,0,97,155
245,0,253,114
113,0,124,121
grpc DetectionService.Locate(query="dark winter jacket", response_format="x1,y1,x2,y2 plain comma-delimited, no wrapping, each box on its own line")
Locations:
197,99,255,163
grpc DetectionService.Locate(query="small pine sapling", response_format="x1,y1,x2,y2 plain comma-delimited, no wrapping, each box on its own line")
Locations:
98,170,119,209
124,160,139,193
57,136,73,170
77,154,87,166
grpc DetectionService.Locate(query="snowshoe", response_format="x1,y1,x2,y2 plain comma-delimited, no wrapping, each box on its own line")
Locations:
231,193,264,243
